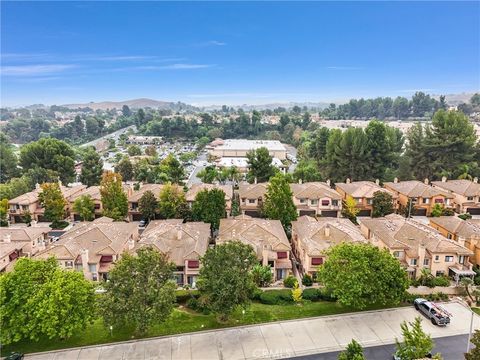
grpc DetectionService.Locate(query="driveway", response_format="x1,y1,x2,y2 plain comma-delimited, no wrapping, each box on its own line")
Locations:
25,302,479,360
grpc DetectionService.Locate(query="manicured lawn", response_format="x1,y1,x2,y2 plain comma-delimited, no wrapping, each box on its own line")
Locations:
1,301,400,355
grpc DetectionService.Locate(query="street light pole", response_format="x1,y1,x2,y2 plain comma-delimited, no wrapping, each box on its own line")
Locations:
467,304,474,353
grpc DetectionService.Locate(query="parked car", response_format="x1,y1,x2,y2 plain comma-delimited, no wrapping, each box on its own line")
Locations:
393,351,431,360
5,353,24,360
413,298,451,326
138,219,147,227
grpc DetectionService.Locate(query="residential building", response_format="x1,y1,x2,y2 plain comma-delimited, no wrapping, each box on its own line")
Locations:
360,214,474,282
68,186,104,221
429,216,480,265
384,179,453,216
8,184,86,224
291,216,367,278
431,178,480,214
238,183,268,217
34,217,139,281
128,183,164,221
186,184,233,214
217,215,292,280
209,139,287,160
290,181,342,217
0,226,51,272
137,219,210,287
335,180,397,217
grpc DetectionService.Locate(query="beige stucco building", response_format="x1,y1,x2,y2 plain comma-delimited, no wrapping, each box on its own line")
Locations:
431,178,480,215
290,181,342,217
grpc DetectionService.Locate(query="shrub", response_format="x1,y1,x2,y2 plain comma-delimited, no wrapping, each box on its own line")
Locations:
251,264,273,287
459,213,472,220
318,288,337,302
186,296,210,314
302,274,313,287
259,289,293,305
302,288,321,301
175,289,200,303
251,288,263,301
292,284,303,303
433,276,450,287
283,275,297,288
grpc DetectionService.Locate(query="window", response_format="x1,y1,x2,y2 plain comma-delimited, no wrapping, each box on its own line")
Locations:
459,255,466,264
277,252,287,259
445,256,454,262
410,259,417,266
131,202,138,210
447,233,453,239
311,258,323,265
332,200,339,206
174,273,184,285
435,255,440,261
355,198,362,204
367,198,373,205
422,198,430,204
65,261,73,268
423,258,430,266
88,264,97,273
188,260,199,268
393,251,401,258
241,198,246,203
434,198,444,204
311,199,318,206
299,198,306,204
276,269,286,280
467,196,474,201
435,271,445,277
321,199,330,206
248,199,255,204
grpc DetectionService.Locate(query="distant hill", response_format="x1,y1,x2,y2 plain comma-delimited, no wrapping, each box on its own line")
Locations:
62,98,197,111
433,92,476,106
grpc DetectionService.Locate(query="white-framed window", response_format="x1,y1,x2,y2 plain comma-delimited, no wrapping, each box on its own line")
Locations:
393,251,401,258
445,256,454,262
410,259,417,266
467,196,474,201
422,198,430,204
423,258,429,266
65,261,74,268
248,199,255,204
366,198,373,205
435,255,440,261
311,199,318,206
459,255,466,264
88,264,97,273
299,198,306,204
355,198,362,204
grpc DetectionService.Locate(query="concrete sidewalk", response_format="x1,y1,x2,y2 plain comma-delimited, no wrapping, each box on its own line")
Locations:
26,302,480,360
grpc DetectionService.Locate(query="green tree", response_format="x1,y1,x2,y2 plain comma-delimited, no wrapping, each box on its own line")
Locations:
145,145,157,157
160,154,185,184
197,166,219,184
0,198,9,227
73,195,95,221
0,132,19,182
293,159,322,183
338,339,366,360
100,172,128,221
79,148,103,186
122,105,131,117
192,188,226,230
198,241,258,321
319,243,409,309
127,144,142,156
431,203,444,217
395,317,439,360
38,182,67,228
231,197,241,217
465,329,480,360
138,190,158,221
262,173,297,229
251,264,273,287
158,183,187,219
115,157,134,182
246,147,276,183
0,176,31,200
101,247,176,335
372,191,394,217
0,258,95,344
19,138,76,184
341,195,360,224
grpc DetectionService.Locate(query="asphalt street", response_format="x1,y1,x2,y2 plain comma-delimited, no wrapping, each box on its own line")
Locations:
285,334,471,360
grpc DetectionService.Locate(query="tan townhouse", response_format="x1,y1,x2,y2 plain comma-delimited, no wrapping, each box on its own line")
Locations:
360,214,475,282
291,216,367,279
128,183,164,221
217,215,292,281
429,216,480,266
186,184,233,214
137,219,210,287
238,183,268,217
431,177,480,215
290,181,342,217
0,226,51,272
8,184,86,224
68,186,104,221
384,179,453,216
34,217,139,281
335,180,397,217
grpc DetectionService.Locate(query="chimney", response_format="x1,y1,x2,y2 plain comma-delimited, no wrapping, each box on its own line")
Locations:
326,179,331,187
298,178,302,184
441,176,447,183
3,233,11,243
35,183,41,190
375,179,380,186
457,236,466,248
81,249,89,266
346,178,351,184
393,177,398,184
254,177,258,185
424,178,429,185
177,228,183,240
474,177,478,184
128,238,135,250
31,220,37,227
324,224,330,238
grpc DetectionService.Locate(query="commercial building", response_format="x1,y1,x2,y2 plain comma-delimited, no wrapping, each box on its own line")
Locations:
208,139,287,160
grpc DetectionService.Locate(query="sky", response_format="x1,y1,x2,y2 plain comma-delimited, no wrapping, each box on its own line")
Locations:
1,1,479,107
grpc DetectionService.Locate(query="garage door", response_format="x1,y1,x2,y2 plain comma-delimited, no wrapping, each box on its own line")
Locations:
357,210,371,217
413,208,427,216
467,208,480,215
244,210,262,218
321,210,338,217
299,210,316,217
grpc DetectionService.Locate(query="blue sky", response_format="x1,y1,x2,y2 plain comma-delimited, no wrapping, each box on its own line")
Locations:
1,1,479,107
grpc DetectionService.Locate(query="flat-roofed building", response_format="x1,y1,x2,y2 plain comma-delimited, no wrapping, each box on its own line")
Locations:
384,179,453,216
209,139,287,160
291,216,367,278
137,219,210,287
290,181,342,217
217,215,292,281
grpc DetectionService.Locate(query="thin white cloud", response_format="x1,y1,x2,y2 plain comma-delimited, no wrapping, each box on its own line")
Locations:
90,55,157,61
193,40,227,47
1,64,77,76
326,66,362,70
126,64,215,71
398,88,436,93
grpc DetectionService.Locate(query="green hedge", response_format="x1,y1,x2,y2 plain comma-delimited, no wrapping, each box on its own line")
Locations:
175,289,200,303
259,289,293,304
